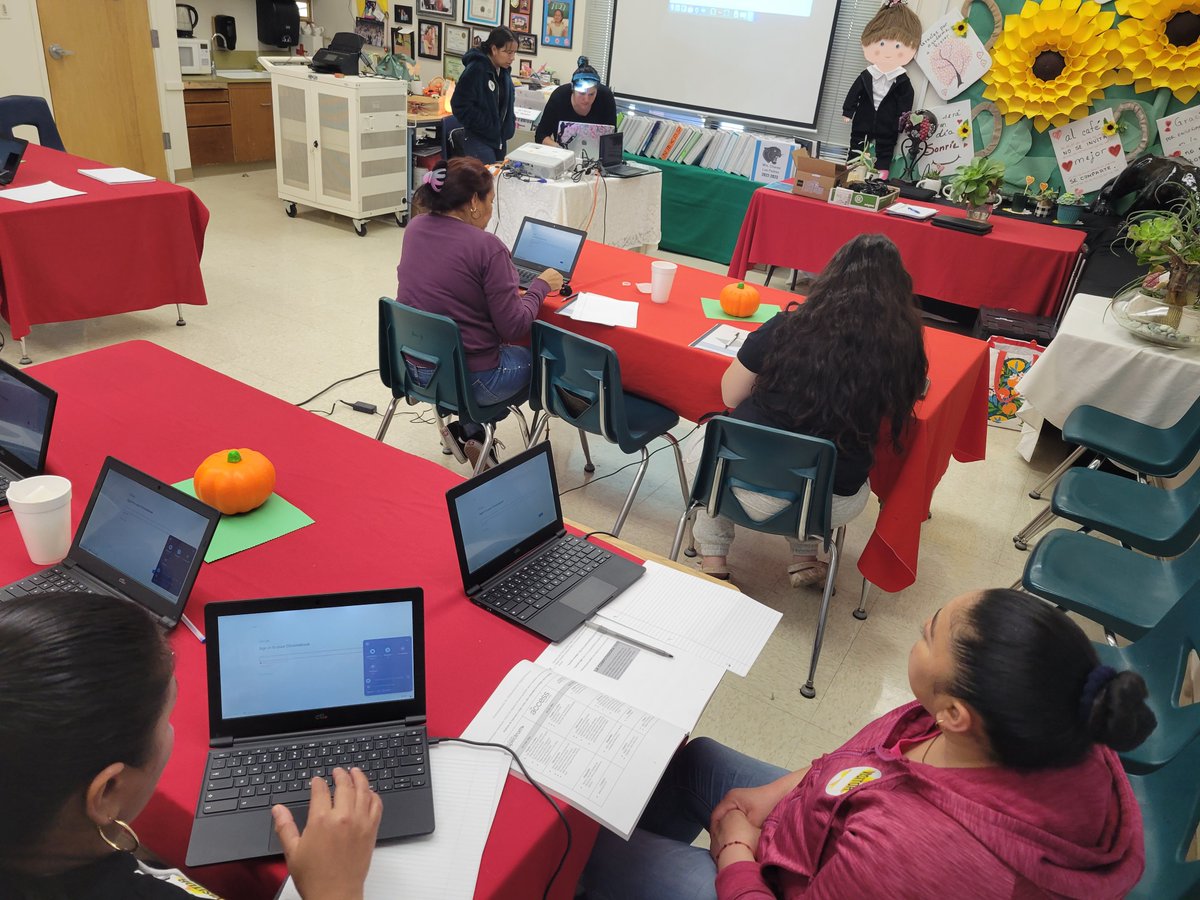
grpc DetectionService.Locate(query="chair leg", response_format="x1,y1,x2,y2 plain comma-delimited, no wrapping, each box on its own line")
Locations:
670,505,698,560
175,303,187,326
789,269,800,291
1012,504,1058,551
831,525,846,581
578,429,595,473
508,405,532,448
611,447,650,537
19,337,31,366
437,411,469,465
662,432,690,507
853,576,870,620
764,265,776,288
801,541,839,699
472,424,496,477
376,397,401,441
1029,445,1086,499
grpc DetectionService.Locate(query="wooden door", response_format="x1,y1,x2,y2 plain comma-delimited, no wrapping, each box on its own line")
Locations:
36,0,168,179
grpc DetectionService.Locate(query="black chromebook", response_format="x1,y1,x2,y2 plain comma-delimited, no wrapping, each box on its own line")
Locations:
0,357,58,505
187,588,434,867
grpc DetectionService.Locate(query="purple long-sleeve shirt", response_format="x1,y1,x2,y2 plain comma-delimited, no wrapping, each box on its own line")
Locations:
395,213,550,372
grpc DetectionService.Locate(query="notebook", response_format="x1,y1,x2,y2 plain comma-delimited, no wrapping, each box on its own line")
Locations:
186,588,435,866
600,132,652,179
0,457,220,629
0,357,58,505
510,217,587,289
558,121,615,162
445,442,644,642
0,136,27,186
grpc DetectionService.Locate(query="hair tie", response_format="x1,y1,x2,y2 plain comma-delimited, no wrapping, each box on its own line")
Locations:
422,166,446,193
1079,665,1118,720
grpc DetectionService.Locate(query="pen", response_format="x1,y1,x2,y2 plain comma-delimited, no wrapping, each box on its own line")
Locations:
586,621,673,658
181,613,205,644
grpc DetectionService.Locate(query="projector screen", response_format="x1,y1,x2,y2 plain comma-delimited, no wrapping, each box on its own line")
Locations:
607,0,841,128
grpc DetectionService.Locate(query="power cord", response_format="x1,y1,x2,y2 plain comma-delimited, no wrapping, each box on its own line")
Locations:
428,736,570,900
296,369,379,407
558,425,698,497
304,399,383,417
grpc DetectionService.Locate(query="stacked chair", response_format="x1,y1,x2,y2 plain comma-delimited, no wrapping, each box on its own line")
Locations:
0,95,66,150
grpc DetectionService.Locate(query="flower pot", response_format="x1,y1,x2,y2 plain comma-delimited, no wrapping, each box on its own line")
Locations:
1009,194,1029,213
966,203,993,222
917,177,942,192
1057,204,1083,224
1035,199,1054,218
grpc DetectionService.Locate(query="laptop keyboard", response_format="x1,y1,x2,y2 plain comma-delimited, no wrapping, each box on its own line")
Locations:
0,473,8,502
516,265,541,286
479,535,612,621
200,727,429,815
3,567,98,601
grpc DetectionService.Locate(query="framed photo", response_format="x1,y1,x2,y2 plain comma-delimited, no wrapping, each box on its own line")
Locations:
394,4,413,24
541,0,573,49
471,27,490,49
444,53,464,81
391,26,415,58
518,59,533,78
509,0,531,13
418,20,442,58
516,32,537,54
509,11,529,32
355,16,386,48
444,23,469,55
416,0,456,20
463,0,501,28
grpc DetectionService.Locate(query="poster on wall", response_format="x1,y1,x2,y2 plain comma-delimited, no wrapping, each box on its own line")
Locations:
916,13,991,101
542,0,574,49
921,100,974,176
1050,108,1128,195
1158,107,1200,165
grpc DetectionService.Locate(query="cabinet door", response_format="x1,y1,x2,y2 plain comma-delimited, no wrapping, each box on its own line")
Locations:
275,80,315,201
231,83,275,163
313,84,354,212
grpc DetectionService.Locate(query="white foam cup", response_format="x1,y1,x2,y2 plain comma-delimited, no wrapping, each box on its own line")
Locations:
6,475,72,565
650,261,678,304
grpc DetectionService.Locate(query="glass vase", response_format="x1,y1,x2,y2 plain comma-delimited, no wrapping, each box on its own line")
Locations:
1110,268,1200,349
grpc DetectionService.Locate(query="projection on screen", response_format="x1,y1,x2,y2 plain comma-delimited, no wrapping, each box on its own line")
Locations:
608,0,840,128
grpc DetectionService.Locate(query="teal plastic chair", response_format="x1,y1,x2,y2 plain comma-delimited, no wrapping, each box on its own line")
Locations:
528,321,688,536
376,298,531,475
669,415,841,699
1125,733,1200,899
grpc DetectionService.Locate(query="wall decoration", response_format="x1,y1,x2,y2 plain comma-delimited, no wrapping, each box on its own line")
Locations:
472,27,490,48
981,0,1120,132
922,100,975,176
417,0,457,19
1049,107,1129,194
419,20,442,59
959,0,1002,51
355,16,386,47
511,0,532,12
516,32,537,54
391,26,415,59
509,12,530,33
1114,100,1151,158
464,0,501,28
1158,106,1200,163
969,100,1004,158
917,13,992,102
445,53,465,81
542,0,574,49
445,24,470,55
518,59,533,78
1115,0,1200,104
395,4,414,24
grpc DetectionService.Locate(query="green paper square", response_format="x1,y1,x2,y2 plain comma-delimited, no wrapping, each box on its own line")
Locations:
700,297,782,323
172,479,315,563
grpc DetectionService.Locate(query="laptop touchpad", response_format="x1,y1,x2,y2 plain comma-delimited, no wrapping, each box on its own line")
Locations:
561,577,617,614
266,802,307,853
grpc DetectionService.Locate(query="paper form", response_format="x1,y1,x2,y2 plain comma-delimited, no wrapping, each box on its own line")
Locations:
568,292,640,328
0,181,85,204
593,560,782,677
276,743,510,900
77,167,155,184
690,323,753,358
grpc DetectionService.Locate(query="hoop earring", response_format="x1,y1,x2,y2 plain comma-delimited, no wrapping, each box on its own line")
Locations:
97,818,140,854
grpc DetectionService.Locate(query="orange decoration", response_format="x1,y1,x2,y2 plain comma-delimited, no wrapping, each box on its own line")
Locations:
194,448,276,515
719,281,761,318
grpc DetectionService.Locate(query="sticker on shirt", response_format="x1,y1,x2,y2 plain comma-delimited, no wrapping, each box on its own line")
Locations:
488,79,496,92
825,766,882,796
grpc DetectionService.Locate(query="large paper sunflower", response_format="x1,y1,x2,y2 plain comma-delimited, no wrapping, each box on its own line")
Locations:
982,0,1121,132
1115,0,1200,104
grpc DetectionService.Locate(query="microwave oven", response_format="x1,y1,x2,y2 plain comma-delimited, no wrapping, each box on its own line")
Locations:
178,38,211,75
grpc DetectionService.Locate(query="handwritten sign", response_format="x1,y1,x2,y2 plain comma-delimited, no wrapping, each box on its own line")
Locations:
917,13,992,101
920,101,974,176
1050,108,1127,195
1158,107,1200,165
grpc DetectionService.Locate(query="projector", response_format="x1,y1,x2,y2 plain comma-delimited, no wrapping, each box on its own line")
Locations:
506,142,576,180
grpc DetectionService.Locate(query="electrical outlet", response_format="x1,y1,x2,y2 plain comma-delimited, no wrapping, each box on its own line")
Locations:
0,4,11,19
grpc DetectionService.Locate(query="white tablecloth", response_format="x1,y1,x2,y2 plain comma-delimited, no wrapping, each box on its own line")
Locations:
489,169,662,253
1017,292,1200,460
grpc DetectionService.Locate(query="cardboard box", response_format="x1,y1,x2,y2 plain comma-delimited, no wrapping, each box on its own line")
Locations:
828,184,901,212
407,95,441,116
791,148,847,199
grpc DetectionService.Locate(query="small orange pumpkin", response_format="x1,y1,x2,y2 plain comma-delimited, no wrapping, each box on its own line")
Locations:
719,281,761,318
194,448,276,515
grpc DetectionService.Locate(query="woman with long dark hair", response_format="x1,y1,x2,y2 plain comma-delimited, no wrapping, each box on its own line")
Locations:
451,26,518,163
688,233,927,584
581,588,1155,899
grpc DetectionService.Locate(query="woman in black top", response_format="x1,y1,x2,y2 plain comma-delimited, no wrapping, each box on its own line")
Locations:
535,57,617,146
0,593,382,899
688,234,927,584
451,26,518,163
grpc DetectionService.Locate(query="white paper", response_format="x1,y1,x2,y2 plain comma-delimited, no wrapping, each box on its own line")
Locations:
538,625,725,733
569,292,640,328
920,100,974,176
461,660,686,839
0,181,85,204
1158,107,1200,165
77,167,155,184
276,743,509,900
916,13,992,101
690,323,751,359
885,203,938,220
593,560,782,677
1050,109,1128,195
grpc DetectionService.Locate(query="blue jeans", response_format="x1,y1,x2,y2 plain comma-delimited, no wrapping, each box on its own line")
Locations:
461,133,505,163
579,738,788,900
405,344,530,437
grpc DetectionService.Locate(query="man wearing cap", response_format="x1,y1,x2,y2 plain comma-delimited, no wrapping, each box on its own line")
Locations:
535,57,618,147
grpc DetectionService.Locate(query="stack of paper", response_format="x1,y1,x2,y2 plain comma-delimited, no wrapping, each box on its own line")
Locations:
691,323,752,358
561,292,639,328
77,167,155,184
0,181,85,204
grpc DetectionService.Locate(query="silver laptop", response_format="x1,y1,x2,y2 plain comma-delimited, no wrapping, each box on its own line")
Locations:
558,121,615,163
511,217,588,288
0,357,57,505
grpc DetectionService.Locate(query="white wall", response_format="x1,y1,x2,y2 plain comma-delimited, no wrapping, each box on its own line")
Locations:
0,0,51,129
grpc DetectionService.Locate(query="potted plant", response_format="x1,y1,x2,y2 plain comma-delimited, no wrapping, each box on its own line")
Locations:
1009,175,1036,213
1034,183,1058,218
845,143,878,186
947,157,1006,221
1057,192,1086,225
917,163,944,193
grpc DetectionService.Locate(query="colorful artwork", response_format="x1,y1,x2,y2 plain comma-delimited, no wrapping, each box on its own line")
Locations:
1050,107,1128,195
419,20,442,60
987,337,1041,429
416,0,457,20
916,13,991,102
355,16,386,48
921,100,974,176
509,12,530,33
1158,107,1200,164
542,0,573,49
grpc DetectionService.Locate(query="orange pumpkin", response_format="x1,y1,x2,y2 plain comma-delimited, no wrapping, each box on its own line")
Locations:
194,448,276,515
719,281,760,318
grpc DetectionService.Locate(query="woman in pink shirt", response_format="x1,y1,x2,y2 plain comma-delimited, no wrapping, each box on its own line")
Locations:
580,589,1155,899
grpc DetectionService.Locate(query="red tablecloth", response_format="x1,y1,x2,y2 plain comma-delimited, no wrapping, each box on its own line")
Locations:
544,243,990,592
2,342,596,900
728,187,1085,317
0,146,209,340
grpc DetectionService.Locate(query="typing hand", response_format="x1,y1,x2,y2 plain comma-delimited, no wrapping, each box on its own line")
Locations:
536,268,565,292
272,767,382,900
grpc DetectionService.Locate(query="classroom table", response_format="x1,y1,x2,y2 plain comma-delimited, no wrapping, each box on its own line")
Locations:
541,243,991,593
728,186,1087,318
0,145,209,358
1,341,597,900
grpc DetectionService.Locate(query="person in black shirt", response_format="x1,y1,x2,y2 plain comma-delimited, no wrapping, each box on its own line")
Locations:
535,56,618,147
685,234,927,585
452,27,519,163
0,593,383,900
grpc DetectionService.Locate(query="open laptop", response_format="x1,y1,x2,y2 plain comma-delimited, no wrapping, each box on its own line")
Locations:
0,137,27,186
558,121,615,163
0,457,220,629
446,442,644,642
599,132,652,179
186,588,434,867
511,217,587,289
0,358,57,505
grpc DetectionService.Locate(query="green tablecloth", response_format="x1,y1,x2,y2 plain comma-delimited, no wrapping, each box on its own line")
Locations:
628,154,760,265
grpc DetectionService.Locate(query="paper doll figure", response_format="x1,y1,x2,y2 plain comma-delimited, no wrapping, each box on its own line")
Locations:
842,0,922,176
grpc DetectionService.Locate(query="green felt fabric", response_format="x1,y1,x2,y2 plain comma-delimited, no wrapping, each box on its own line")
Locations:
173,479,315,563
700,297,781,323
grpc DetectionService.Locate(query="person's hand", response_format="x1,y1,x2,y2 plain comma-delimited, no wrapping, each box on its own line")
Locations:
709,808,760,869
536,268,565,292
842,116,851,123
711,767,808,830
272,767,382,900
541,136,561,148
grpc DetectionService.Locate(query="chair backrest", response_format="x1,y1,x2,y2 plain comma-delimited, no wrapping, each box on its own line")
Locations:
1125,731,1200,899
689,415,839,550
0,95,65,151
443,114,465,159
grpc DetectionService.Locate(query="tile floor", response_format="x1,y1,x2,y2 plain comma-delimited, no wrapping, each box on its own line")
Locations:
2,163,1091,773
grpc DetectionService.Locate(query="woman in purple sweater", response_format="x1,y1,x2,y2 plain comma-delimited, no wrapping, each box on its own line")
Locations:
396,157,563,463
581,589,1156,899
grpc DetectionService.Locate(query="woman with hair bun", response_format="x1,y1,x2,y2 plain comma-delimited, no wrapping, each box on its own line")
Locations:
581,588,1155,899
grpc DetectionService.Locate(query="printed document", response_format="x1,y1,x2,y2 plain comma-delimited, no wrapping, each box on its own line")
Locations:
0,181,84,204
77,167,155,184
566,292,640,328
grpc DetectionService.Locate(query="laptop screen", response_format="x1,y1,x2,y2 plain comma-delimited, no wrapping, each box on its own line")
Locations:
0,137,26,186
512,219,586,273
0,362,55,475
600,131,624,166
